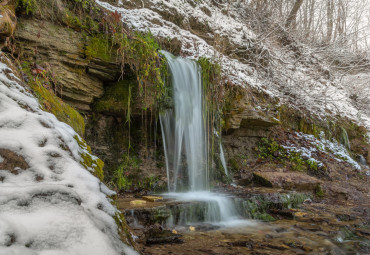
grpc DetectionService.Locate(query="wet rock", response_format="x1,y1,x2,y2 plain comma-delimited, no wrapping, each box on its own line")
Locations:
227,240,255,249
283,240,313,252
130,200,147,206
142,196,163,202
145,225,182,245
253,171,321,192
294,223,323,232
269,209,295,219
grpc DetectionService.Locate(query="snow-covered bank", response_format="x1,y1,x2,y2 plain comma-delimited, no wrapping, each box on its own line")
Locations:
96,0,370,137
0,53,137,255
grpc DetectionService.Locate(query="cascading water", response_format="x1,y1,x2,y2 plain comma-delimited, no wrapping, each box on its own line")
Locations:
220,144,228,176
160,51,208,192
160,51,240,225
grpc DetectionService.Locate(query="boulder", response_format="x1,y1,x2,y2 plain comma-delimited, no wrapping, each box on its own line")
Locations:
253,171,321,192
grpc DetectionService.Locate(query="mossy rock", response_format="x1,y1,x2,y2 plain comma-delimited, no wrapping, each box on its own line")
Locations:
94,79,137,114
33,79,85,136
74,135,104,181
85,35,115,62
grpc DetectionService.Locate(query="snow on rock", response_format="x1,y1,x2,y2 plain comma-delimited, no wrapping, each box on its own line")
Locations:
0,53,137,255
283,132,361,171
95,0,370,137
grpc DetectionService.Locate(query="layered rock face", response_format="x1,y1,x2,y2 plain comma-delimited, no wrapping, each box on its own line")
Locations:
15,19,122,110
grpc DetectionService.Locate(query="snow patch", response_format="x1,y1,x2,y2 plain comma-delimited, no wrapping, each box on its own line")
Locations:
0,53,137,255
284,132,361,171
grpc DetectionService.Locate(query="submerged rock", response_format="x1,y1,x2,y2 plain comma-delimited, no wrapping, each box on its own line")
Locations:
142,196,163,202
145,225,182,245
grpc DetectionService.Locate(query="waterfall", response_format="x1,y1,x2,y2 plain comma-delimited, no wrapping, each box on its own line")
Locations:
160,51,208,192
159,51,240,225
220,143,228,176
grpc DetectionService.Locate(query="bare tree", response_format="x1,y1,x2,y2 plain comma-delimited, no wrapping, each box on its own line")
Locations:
286,0,304,28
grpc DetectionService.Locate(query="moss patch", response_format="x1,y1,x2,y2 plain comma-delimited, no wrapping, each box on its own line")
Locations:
257,138,310,172
74,135,104,181
85,35,114,62
94,79,137,114
241,193,309,221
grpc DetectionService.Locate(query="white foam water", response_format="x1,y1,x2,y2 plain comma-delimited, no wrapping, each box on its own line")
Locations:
160,51,208,192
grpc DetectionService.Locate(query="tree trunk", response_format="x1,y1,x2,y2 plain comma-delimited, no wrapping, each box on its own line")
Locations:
285,0,304,28
326,0,334,42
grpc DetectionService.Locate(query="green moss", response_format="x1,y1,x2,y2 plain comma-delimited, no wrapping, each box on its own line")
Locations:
113,211,133,246
64,9,83,31
241,193,309,221
279,193,308,208
94,79,137,114
243,198,276,221
117,32,168,109
85,35,113,61
74,135,105,181
257,213,276,221
16,0,37,15
197,57,222,117
315,184,325,197
86,30,169,110
257,138,320,172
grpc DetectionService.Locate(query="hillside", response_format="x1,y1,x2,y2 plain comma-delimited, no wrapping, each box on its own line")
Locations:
0,0,369,254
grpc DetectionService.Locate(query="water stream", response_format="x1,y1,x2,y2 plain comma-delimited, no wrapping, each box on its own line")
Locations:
159,51,238,225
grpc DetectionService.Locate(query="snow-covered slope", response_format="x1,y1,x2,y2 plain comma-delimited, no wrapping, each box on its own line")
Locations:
0,53,136,255
96,0,370,136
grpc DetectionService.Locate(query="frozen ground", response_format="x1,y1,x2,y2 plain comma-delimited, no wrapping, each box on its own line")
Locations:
96,0,370,137
0,53,137,255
